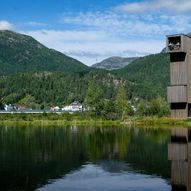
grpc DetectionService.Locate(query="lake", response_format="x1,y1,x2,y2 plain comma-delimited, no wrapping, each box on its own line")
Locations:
0,125,178,191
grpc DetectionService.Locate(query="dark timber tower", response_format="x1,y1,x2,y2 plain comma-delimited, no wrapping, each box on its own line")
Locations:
168,128,191,190
167,34,191,118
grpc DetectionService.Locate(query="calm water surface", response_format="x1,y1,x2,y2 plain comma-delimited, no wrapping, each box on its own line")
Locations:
0,125,172,191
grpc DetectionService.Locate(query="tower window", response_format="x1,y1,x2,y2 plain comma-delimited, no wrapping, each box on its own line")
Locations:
171,103,187,109
170,52,186,62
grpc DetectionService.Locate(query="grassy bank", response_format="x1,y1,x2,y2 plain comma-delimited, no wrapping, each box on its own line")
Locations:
0,113,191,127
123,116,191,127
0,113,121,127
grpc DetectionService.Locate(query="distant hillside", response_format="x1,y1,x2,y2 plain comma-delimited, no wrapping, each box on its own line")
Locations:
0,70,128,106
0,53,170,107
0,30,89,75
114,53,170,99
92,56,138,70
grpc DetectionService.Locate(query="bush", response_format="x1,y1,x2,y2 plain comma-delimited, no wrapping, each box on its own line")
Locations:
137,97,170,117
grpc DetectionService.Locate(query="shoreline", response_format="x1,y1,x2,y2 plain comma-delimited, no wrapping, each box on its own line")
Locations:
122,117,191,128
0,113,191,127
0,119,121,127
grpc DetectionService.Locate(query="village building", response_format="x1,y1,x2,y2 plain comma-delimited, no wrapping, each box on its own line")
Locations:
50,106,60,112
62,101,83,112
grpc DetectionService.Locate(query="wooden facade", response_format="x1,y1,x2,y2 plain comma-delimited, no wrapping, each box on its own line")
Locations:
167,34,191,118
171,108,187,118
170,62,187,85
171,128,189,141
167,86,187,103
168,144,188,161
168,128,191,191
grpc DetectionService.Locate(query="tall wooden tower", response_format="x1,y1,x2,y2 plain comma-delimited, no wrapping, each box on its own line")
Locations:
167,34,191,118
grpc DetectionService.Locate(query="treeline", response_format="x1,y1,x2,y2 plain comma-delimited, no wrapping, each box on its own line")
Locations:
0,68,170,119
84,83,170,119
0,70,125,107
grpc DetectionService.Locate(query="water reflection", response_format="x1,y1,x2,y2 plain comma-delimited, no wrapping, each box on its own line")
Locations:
37,163,169,191
168,128,191,191
0,126,171,191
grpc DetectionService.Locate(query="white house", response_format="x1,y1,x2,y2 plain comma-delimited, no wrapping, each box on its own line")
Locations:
50,106,60,112
62,101,83,112
4,104,14,111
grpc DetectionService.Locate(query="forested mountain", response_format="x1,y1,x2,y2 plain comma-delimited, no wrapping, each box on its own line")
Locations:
0,53,170,108
0,30,170,108
0,30,89,75
92,56,138,70
114,53,170,99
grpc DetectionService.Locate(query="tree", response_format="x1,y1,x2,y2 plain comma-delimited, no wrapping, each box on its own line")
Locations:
84,82,103,117
102,100,118,120
0,101,3,110
137,97,170,117
115,86,132,119
18,95,40,109
149,97,170,117
137,100,151,116
0,89,4,110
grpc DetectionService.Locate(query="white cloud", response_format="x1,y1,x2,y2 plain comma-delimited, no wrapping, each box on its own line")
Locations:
27,21,48,27
60,12,191,37
19,4,191,66
0,20,14,30
24,30,106,42
116,0,191,14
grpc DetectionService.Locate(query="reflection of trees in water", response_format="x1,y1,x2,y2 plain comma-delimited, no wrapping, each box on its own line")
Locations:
85,127,171,179
0,126,171,191
85,127,131,160
0,126,87,191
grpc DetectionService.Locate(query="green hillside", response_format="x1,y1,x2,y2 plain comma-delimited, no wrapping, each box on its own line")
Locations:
0,70,127,107
114,53,170,99
0,53,170,107
0,30,89,75
0,52,170,107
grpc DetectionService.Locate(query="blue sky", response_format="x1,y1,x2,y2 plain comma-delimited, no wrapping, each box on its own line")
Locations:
1,0,191,65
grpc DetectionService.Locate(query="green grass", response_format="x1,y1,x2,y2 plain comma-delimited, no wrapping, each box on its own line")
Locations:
123,116,190,127
0,113,121,127
1,113,191,128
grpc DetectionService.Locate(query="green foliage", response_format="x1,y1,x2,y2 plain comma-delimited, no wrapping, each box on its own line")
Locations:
115,86,132,119
137,97,170,117
102,100,118,120
0,89,3,109
0,101,3,110
0,71,124,108
115,53,170,99
84,82,104,116
18,95,40,109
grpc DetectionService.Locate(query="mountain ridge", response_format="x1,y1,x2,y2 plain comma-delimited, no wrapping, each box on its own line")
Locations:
92,56,138,70
0,30,90,75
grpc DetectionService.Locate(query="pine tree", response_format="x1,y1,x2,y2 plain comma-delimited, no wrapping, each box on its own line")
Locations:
84,82,103,116
115,86,132,119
